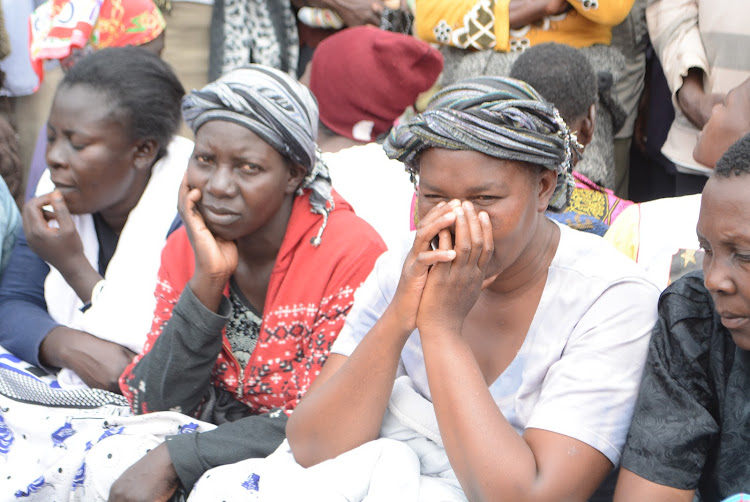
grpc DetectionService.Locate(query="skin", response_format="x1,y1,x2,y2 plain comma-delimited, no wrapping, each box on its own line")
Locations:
509,0,571,30
612,173,750,501
287,148,613,502
693,77,750,168
108,120,306,502
677,68,725,130
28,83,158,391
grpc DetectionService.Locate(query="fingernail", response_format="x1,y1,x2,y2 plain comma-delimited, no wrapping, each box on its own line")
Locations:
454,206,464,217
479,212,490,223
436,201,446,208
462,200,474,211
449,199,460,208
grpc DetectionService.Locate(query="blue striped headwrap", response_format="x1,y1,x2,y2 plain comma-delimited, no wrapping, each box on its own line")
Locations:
383,76,581,211
182,64,333,245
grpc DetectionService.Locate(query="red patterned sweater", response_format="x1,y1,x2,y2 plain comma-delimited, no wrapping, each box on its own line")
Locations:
119,190,386,416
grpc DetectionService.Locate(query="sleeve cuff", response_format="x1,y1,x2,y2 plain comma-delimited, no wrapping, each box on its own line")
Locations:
176,285,232,335
165,433,212,491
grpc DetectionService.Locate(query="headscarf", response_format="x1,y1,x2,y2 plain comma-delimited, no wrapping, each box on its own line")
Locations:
29,0,165,85
384,76,582,212
182,64,334,246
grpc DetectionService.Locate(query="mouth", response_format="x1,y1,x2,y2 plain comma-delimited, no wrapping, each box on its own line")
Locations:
718,312,750,331
200,202,241,226
51,180,76,191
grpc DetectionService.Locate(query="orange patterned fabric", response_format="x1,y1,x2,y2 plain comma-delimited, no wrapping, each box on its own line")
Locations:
29,0,165,85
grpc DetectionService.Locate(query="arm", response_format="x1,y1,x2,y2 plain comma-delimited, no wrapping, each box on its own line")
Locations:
615,275,719,499
566,0,635,27
287,200,460,467
646,0,718,127
290,0,384,26
0,176,20,275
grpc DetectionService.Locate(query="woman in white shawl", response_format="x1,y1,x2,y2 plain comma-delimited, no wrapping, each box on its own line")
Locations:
0,46,192,392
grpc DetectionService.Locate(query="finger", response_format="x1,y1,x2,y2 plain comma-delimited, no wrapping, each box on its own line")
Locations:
437,227,452,250
49,190,75,233
414,200,459,251
477,210,495,270
22,193,55,230
463,200,484,265
415,249,456,267
452,204,471,264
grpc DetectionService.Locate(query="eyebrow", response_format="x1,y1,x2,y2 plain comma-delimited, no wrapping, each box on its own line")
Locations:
419,181,505,192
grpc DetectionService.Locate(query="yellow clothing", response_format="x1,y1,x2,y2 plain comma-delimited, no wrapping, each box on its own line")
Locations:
415,0,634,52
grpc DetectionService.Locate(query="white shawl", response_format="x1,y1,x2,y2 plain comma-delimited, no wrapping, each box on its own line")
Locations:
38,135,194,388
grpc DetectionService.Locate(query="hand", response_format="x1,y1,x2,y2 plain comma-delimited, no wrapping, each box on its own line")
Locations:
509,0,569,29
386,200,460,332
108,443,179,502
178,174,238,310
325,0,384,26
677,68,725,129
40,326,137,392
416,200,493,334
23,190,87,275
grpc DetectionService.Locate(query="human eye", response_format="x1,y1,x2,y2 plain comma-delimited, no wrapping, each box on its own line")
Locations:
734,250,750,262
698,240,712,255
237,162,262,174
193,153,214,166
472,195,500,205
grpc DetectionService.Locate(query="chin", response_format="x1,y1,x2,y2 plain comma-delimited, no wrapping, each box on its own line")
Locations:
730,331,750,351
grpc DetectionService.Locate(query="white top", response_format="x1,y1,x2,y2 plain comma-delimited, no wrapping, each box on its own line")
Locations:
604,194,702,291
332,221,660,465
324,143,416,252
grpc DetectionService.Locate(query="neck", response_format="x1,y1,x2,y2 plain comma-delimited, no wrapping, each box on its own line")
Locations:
485,217,559,296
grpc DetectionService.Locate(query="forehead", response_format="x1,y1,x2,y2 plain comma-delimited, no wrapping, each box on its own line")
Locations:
50,84,120,127
698,175,750,238
418,148,534,190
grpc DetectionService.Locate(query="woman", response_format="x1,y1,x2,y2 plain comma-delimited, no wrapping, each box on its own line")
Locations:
0,46,190,391
185,76,660,501
614,134,750,500
106,65,387,501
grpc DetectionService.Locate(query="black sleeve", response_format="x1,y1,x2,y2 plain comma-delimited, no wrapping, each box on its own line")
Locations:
128,285,231,416
620,275,719,490
165,409,288,491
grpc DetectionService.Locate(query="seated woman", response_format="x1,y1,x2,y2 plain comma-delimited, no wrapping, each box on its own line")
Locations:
614,134,750,501
187,76,661,501
0,46,191,391
107,65,387,500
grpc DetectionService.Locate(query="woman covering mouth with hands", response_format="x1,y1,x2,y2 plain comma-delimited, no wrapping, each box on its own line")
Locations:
263,76,662,502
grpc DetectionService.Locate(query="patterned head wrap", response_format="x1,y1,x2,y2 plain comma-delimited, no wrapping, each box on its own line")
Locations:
384,76,582,211
30,0,165,86
182,64,334,246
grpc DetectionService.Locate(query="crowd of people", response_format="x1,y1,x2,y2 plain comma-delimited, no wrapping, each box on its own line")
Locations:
0,0,747,501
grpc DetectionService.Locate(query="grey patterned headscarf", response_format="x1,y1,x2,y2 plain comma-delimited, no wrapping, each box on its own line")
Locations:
384,76,581,212
182,64,333,246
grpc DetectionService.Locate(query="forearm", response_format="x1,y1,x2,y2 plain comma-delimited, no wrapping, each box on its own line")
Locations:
509,0,563,30
421,328,538,502
56,258,102,304
128,285,228,414
287,307,411,467
166,410,288,490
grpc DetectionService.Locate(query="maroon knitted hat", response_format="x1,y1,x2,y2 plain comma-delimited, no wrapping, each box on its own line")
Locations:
310,26,443,142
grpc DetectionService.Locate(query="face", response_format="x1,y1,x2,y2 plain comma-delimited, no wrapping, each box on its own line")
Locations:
187,120,305,242
697,175,750,350
693,82,750,167
416,148,554,278
46,84,144,216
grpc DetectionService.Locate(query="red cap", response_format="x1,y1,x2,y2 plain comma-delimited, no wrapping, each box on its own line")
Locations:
310,26,443,142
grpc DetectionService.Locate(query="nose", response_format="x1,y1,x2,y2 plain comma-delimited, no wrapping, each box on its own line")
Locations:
703,253,736,296
46,137,67,170
205,165,238,198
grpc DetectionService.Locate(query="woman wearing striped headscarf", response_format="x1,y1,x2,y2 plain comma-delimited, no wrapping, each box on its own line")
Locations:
273,76,661,501
107,65,385,500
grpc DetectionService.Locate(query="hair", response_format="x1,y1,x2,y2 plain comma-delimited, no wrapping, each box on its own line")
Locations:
509,43,597,124
713,133,750,178
59,46,184,156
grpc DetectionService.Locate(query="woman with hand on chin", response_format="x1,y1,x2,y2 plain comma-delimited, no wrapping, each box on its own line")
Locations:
0,46,190,391
273,77,661,502
108,65,386,501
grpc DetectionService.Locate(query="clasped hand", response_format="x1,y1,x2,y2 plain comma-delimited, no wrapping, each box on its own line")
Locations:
391,200,494,335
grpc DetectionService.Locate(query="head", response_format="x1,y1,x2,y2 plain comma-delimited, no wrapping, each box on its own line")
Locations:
510,43,598,148
693,77,750,168
697,133,750,349
30,0,166,80
46,46,184,217
181,65,333,245
305,25,443,143
385,76,580,278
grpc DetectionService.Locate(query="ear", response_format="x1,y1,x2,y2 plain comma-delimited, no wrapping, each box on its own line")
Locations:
576,104,596,148
537,168,559,212
132,139,160,172
285,162,307,195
